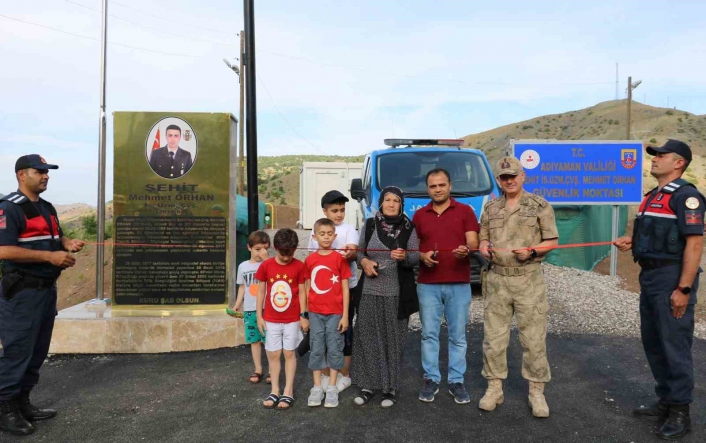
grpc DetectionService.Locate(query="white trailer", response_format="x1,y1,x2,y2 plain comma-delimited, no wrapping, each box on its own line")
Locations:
298,162,363,230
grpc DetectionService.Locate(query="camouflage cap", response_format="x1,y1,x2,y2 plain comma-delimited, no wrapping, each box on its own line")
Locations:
496,156,523,177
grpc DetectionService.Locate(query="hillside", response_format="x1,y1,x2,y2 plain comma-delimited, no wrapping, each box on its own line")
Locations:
254,155,364,207
462,100,706,193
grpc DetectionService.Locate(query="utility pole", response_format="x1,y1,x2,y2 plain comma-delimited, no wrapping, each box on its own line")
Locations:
615,63,618,101
238,31,245,196
625,77,641,140
626,76,632,140
89,0,109,308
244,0,259,233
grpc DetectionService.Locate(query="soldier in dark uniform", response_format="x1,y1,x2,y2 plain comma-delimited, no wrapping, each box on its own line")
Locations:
615,140,705,440
148,124,193,179
0,155,84,436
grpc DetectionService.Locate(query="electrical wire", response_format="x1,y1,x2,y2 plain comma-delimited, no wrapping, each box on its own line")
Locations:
0,13,204,58
256,49,615,87
111,0,237,36
63,0,237,47
257,72,330,157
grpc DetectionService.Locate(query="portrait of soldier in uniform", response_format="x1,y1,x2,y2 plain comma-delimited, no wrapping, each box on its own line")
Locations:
147,121,196,179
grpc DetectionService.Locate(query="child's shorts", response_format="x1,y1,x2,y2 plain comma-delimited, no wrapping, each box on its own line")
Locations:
264,321,303,352
244,311,265,344
308,313,345,370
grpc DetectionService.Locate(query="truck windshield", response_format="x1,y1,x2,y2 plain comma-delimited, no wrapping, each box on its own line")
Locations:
376,151,493,196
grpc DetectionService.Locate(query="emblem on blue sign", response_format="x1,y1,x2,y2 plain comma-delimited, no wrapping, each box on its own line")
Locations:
621,149,637,169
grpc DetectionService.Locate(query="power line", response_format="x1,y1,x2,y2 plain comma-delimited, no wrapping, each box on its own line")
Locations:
256,48,615,87
256,72,329,157
2,13,618,88
111,0,237,37
63,0,237,47
0,13,203,58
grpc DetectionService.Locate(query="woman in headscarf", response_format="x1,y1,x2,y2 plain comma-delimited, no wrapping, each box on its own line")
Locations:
351,186,419,408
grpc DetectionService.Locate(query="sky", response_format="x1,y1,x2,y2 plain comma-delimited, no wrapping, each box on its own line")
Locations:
1,0,705,204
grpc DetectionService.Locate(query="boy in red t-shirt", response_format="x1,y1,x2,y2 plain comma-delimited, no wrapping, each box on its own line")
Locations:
302,218,351,408
255,228,306,410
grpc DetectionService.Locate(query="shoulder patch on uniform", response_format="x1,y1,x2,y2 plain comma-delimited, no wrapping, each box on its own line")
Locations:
685,210,702,226
485,197,501,208
685,197,700,209
1,193,27,204
527,193,548,207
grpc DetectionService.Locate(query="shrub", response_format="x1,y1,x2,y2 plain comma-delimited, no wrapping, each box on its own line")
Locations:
650,138,657,143
678,118,683,122
666,110,674,115
522,125,534,130
81,214,98,238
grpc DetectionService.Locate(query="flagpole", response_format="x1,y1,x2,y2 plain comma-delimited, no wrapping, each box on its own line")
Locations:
88,0,109,309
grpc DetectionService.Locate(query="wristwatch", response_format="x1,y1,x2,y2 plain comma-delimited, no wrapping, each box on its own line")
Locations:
677,286,692,295
530,249,538,259
300,311,309,319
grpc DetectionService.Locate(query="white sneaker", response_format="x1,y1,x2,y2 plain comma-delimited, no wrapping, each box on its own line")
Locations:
321,375,331,391
324,386,339,408
336,373,352,392
308,386,325,407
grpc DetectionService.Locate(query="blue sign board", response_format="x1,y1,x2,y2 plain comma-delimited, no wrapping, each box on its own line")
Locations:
512,141,644,205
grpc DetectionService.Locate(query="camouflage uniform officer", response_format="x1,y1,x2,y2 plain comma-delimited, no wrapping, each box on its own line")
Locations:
477,156,559,418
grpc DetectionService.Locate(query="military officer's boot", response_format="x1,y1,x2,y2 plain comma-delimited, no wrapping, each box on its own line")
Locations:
528,381,549,418
633,399,669,424
657,404,691,440
478,379,504,411
17,391,57,421
0,399,35,436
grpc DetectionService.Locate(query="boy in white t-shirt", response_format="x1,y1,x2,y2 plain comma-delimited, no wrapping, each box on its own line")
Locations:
307,190,360,392
232,231,271,384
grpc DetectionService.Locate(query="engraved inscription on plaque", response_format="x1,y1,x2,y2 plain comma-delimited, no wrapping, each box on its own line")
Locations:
114,216,226,305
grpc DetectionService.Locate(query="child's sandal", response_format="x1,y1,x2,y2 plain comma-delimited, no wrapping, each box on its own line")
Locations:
263,393,279,409
277,395,294,409
248,372,263,384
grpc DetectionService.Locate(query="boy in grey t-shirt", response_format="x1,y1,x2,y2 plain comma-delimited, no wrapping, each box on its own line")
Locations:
233,231,271,384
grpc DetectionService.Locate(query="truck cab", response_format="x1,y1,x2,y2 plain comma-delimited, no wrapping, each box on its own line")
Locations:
350,139,500,284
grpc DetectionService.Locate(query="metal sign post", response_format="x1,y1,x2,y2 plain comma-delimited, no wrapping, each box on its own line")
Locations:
88,0,109,309
610,205,619,276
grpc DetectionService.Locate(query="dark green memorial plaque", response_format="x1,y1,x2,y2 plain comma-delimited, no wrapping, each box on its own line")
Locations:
112,112,236,307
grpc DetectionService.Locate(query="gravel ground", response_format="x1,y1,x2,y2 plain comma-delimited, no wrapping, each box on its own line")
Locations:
266,230,706,340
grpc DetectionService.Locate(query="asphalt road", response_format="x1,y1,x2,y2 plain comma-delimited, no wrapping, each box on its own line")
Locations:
7,327,705,443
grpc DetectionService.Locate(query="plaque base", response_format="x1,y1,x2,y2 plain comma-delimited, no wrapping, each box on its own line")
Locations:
49,302,245,354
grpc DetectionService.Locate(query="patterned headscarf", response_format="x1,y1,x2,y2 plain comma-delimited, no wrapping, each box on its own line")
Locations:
374,186,412,250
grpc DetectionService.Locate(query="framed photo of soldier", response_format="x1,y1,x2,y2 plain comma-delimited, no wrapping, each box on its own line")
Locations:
144,116,198,179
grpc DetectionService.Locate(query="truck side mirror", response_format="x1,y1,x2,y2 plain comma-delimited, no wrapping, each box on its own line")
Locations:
350,178,365,201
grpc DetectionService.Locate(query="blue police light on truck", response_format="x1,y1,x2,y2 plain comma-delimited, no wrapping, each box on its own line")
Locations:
384,139,464,148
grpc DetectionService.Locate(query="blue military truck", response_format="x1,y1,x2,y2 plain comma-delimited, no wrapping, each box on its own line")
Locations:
350,139,500,284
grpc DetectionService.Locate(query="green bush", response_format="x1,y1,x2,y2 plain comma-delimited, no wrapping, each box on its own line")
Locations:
650,138,657,143
81,214,98,238
522,125,534,130
666,110,674,115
